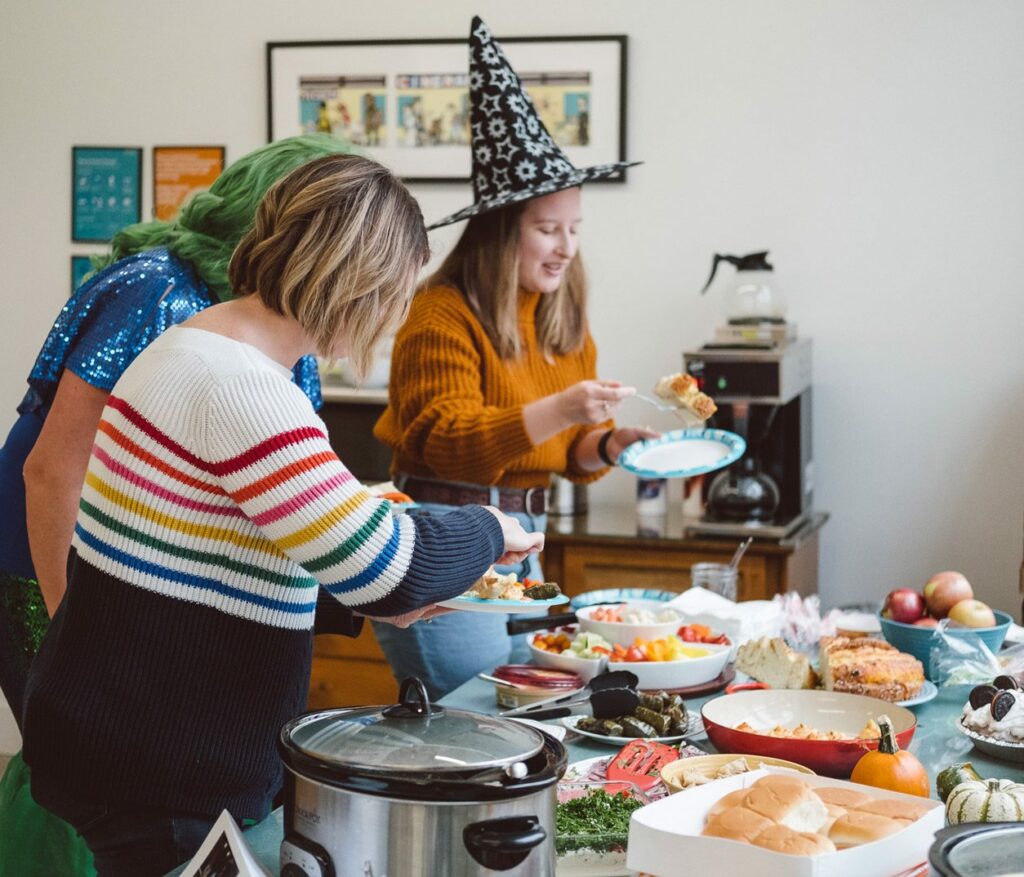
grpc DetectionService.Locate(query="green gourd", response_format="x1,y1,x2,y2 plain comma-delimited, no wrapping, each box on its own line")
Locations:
946,778,1024,824
935,763,983,803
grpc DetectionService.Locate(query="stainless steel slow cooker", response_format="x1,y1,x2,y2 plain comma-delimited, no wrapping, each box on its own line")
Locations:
278,678,566,877
929,822,1024,876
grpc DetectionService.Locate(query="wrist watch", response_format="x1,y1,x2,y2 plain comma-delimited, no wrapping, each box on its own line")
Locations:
597,429,617,467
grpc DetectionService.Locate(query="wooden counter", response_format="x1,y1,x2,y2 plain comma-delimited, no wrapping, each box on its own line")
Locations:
307,506,827,709
543,505,827,602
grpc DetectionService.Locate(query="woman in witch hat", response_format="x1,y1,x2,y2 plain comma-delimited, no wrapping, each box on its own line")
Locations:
373,17,655,698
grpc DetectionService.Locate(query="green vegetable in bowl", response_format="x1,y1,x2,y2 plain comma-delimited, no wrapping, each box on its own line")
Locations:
569,632,612,660
555,788,645,854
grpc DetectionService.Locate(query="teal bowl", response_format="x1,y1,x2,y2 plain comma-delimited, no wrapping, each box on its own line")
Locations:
878,610,1012,680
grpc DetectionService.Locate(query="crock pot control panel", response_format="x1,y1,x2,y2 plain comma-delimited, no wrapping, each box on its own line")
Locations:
281,834,333,877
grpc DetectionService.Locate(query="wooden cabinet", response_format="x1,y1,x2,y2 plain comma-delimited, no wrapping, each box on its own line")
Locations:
306,505,827,710
543,507,826,603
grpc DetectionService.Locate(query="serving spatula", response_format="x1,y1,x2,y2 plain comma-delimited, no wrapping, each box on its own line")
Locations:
499,670,639,717
518,687,639,722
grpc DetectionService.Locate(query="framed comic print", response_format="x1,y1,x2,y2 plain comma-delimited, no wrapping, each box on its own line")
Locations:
267,34,628,183
152,146,226,221
72,146,143,242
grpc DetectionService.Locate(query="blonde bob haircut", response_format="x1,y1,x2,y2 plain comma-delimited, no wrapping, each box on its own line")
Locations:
229,153,429,379
425,199,587,360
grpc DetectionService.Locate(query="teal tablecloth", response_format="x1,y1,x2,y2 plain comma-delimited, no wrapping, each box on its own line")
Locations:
168,679,1024,875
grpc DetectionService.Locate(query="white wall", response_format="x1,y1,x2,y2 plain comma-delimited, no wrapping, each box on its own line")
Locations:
2,0,1022,625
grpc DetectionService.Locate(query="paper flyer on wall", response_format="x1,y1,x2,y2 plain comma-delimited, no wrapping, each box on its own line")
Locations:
178,810,271,877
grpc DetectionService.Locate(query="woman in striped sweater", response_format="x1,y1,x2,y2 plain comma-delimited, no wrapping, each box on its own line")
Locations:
22,153,542,877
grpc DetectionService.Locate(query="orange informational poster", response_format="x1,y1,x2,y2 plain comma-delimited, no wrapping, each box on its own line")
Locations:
153,146,225,221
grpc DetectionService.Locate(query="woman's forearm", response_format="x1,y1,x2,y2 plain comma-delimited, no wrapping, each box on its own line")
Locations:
22,371,110,616
522,393,572,446
24,462,84,616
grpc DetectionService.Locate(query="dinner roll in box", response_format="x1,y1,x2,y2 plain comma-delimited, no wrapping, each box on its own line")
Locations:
626,768,943,877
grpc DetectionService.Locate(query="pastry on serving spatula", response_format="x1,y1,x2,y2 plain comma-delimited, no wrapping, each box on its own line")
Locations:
654,372,718,421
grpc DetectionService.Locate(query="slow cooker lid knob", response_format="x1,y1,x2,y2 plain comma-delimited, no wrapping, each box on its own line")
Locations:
462,816,547,871
381,677,444,719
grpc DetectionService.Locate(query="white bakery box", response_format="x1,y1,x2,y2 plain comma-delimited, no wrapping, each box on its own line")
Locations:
625,768,943,877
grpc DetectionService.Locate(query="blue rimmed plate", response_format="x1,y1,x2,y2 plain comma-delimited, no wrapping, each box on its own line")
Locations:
438,593,570,613
896,680,939,708
617,428,746,479
570,588,677,610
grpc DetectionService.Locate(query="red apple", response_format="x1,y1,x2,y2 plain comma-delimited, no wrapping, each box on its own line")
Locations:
923,571,973,619
947,599,997,628
913,617,939,628
882,588,927,624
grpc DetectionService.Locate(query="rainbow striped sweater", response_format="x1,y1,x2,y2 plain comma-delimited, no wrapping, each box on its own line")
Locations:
23,326,503,819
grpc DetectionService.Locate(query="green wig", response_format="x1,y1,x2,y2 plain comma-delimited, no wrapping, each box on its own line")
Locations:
91,134,350,302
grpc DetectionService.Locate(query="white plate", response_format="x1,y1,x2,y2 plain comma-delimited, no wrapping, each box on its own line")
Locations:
562,755,611,783
437,593,569,613
561,712,705,747
958,719,1024,764
617,428,746,479
896,680,938,708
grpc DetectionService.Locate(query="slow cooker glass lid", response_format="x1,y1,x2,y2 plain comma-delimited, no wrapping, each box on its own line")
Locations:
286,707,545,772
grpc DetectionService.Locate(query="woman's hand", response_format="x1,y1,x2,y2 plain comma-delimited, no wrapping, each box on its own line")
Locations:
360,604,454,629
523,380,636,447
572,424,662,473
558,380,636,425
606,426,661,459
483,506,545,565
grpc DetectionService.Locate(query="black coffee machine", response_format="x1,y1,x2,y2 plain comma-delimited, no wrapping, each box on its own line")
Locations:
683,338,814,538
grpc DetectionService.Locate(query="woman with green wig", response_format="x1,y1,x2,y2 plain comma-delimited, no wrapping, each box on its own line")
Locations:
0,134,349,877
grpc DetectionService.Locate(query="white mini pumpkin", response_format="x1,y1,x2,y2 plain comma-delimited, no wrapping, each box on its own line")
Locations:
946,778,1024,824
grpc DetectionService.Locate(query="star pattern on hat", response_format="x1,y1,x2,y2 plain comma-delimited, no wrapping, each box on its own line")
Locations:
428,16,641,229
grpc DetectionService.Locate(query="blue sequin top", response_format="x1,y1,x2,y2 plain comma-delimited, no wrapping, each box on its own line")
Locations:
0,248,322,579
22,248,322,415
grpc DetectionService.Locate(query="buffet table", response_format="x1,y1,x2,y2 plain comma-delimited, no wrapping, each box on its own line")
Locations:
168,678,1023,875
442,677,1024,793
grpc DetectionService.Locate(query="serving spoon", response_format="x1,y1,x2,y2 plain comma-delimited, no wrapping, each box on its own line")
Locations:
632,394,705,427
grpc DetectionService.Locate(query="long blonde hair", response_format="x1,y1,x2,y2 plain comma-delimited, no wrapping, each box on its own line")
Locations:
425,203,587,359
229,153,429,378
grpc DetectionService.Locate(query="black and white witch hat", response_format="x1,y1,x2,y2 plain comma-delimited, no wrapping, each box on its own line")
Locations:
428,16,641,229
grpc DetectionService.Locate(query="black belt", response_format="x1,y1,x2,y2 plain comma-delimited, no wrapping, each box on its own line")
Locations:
399,475,547,515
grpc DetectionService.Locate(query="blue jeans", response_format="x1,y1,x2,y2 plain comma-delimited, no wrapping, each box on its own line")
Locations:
372,502,546,700
31,788,226,877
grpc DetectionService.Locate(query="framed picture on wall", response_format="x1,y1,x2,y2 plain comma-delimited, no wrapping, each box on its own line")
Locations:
71,146,142,242
152,145,226,221
70,254,96,296
266,35,629,183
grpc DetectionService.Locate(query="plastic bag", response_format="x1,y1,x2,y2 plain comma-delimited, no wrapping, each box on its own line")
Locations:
928,621,1007,686
772,592,840,655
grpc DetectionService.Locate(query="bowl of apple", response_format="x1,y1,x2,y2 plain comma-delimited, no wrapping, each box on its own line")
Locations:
878,572,1011,677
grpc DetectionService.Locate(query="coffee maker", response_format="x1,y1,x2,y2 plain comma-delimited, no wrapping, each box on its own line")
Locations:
683,338,814,539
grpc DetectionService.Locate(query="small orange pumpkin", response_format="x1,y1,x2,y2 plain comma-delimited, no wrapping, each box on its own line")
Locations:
850,714,929,797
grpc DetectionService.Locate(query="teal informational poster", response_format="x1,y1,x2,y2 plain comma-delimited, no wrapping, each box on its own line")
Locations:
70,255,95,295
72,146,142,242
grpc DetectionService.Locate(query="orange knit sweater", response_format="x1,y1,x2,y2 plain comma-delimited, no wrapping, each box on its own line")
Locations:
374,285,610,490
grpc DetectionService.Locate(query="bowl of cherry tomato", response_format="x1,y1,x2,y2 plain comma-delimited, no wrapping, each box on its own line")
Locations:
676,623,730,646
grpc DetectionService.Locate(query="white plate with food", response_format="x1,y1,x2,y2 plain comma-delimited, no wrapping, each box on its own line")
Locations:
562,712,705,747
439,593,569,613
438,567,568,613
896,679,938,708
617,428,745,479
